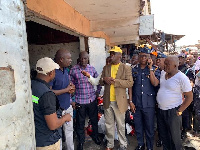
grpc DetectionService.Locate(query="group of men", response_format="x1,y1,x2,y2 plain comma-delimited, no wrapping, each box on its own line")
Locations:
32,46,197,150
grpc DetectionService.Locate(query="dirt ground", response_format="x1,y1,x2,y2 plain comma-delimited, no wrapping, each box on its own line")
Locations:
72,131,200,150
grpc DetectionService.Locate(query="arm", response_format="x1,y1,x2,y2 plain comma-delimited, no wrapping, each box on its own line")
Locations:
81,70,102,86
114,65,133,88
178,91,193,113
147,58,159,86
40,92,71,130
88,73,102,86
51,83,75,96
128,87,136,113
45,113,71,130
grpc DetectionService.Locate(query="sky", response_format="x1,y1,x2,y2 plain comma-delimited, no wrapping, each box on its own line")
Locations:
151,0,200,46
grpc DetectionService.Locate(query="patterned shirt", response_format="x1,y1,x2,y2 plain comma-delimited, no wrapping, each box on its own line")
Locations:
70,64,101,104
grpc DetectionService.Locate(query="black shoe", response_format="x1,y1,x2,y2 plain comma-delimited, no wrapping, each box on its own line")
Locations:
92,137,101,145
135,145,145,150
77,143,84,150
156,139,162,147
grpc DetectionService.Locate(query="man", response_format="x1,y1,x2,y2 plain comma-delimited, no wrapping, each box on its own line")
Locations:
70,51,101,150
178,54,195,139
99,46,133,150
32,57,71,149
157,56,193,150
155,52,167,147
129,48,160,150
130,53,139,68
49,49,75,150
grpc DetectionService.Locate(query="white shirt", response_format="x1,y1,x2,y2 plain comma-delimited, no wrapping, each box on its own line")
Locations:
157,71,192,110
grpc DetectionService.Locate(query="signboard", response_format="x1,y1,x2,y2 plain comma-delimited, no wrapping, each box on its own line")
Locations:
139,15,154,35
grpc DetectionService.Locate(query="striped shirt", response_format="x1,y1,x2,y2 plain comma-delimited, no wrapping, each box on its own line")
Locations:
70,64,101,104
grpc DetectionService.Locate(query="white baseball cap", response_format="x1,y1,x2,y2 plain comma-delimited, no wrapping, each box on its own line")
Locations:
36,57,59,75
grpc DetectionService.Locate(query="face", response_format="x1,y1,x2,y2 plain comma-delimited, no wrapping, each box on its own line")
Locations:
187,56,194,67
61,52,72,67
164,58,176,73
131,55,139,65
49,70,56,81
156,58,165,70
150,54,157,65
80,52,89,67
178,57,185,66
191,52,198,61
110,52,122,64
139,52,150,65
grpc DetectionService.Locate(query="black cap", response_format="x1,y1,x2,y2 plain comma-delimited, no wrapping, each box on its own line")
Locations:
177,53,187,58
139,47,151,54
157,52,167,58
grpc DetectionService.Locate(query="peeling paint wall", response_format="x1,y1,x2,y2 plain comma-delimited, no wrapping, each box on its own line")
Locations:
0,0,35,149
28,42,80,69
88,37,106,74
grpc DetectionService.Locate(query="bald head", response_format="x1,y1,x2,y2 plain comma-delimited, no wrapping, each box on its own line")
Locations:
167,56,179,66
55,49,72,69
79,51,89,68
55,49,70,63
164,56,179,73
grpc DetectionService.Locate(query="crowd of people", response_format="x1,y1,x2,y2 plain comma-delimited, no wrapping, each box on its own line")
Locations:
31,46,200,150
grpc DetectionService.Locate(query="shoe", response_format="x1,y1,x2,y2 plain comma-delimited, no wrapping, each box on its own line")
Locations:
156,139,162,147
135,145,145,150
77,143,84,150
92,137,101,145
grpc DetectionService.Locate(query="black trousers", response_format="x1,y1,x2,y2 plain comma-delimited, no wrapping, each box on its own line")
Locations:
157,107,182,150
76,100,98,143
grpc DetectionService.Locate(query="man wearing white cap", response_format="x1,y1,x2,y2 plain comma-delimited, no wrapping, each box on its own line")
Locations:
31,57,72,150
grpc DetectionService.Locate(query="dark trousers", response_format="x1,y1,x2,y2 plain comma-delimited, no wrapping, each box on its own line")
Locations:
182,108,191,131
133,107,155,149
76,100,98,143
157,108,182,150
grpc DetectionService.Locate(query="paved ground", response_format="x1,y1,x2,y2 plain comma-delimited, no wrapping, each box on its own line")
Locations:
72,131,200,150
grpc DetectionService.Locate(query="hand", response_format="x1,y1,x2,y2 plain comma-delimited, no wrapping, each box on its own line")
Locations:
129,102,136,113
63,113,72,122
147,58,153,68
71,102,76,109
103,77,115,85
81,70,90,78
66,83,75,94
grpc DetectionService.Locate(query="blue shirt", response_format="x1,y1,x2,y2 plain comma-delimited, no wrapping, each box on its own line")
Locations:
132,65,161,108
49,68,70,110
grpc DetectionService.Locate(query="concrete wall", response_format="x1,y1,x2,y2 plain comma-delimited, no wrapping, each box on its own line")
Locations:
26,0,110,45
28,42,80,69
88,37,106,74
0,0,35,149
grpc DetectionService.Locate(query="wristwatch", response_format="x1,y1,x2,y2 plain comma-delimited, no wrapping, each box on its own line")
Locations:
177,110,182,116
150,68,154,71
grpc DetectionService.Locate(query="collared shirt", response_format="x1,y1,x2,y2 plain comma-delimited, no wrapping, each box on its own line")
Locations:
49,68,70,110
132,64,161,108
70,64,101,104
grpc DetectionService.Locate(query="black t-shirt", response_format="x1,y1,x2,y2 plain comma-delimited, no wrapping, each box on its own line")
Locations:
39,91,56,115
32,79,61,147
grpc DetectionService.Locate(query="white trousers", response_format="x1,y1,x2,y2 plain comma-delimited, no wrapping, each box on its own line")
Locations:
62,106,74,150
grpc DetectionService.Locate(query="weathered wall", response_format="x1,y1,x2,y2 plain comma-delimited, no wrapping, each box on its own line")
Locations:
0,0,35,149
88,37,106,74
28,42,80,69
